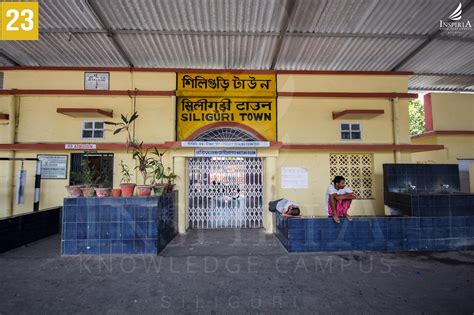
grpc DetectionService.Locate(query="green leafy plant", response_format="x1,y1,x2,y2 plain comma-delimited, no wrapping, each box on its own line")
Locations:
163,167,177,184
150,148,165,185
104,111,139,150
130,141,155,185
119,160,133,184
71,159,100,188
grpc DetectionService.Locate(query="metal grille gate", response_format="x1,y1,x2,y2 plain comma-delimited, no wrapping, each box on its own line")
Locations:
188,157,264,229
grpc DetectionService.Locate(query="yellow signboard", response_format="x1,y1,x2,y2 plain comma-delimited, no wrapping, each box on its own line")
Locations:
176,97,276,141
176,73,277,141
177,73,276,98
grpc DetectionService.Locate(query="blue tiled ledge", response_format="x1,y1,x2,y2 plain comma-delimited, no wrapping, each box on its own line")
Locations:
61,192,178,256
275,213,474,252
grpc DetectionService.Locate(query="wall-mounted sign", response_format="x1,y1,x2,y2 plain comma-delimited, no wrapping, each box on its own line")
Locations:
183,141,269,148
176,73,277,141
177,73,276,97
84,72,110,90
65,144,97,150
195,149,257,157
37,155,68,179
177,97,276,141
281,167,309,189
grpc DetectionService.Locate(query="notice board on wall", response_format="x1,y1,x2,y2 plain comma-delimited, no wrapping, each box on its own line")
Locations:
281,167,309,189
37,154,68,179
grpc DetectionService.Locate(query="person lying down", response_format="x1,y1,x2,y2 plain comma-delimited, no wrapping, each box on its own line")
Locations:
269,198,301,217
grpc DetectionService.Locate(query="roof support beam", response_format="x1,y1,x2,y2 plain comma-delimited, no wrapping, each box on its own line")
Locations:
85,0,134,67
270,0,297,70
392,0,474,71
0,50,21,66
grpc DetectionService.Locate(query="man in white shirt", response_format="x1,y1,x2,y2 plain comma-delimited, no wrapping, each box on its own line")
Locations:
269,198,301,217
326,176,356,223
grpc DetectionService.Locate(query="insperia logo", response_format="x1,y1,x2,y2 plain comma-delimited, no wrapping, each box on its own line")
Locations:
440,2,472,32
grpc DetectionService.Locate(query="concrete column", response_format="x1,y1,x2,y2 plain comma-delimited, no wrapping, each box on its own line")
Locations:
264,156,277,234
174,156,187,233
5,96,17,216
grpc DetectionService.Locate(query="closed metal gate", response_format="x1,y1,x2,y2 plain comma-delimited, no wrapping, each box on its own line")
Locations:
188,157,264,229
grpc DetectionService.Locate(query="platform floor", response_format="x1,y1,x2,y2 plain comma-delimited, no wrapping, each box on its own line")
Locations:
1,230,474,313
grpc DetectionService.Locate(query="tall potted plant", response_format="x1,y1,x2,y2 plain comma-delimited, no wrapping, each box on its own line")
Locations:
73,159,100,197
131,141,154,196
151,148,166,195
104,112,139,151
119,160,135,197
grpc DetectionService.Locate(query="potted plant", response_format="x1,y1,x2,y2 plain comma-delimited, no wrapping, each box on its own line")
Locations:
163,167,177,193
65,184,84,198
95,174,111,197
151,148,166,195
118,160,135,197
131,141,154,196
75,159,100,197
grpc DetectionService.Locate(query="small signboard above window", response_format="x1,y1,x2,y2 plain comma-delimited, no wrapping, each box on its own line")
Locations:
84,72,110,90
37,154,68,179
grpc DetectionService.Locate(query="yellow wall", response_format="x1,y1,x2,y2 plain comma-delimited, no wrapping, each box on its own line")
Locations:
0,69,414,226
276,151,393,217
278,74,408,93
429,93,474,131
14,95,173,144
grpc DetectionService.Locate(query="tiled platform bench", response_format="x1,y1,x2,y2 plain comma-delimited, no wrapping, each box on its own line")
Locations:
61,192,178,255
275,213,474,252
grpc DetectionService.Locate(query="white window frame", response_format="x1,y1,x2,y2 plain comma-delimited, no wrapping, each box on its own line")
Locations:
81,120,105,140
340,122,362,141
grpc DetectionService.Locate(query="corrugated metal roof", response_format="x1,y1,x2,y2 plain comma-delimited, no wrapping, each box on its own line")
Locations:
276,36,424,70
409,75,474,91
116,33,278,68
39,0,102,30
399,39,474,75
0,33,127,67
0,0,473,91
94,0,287,32
287,0,469,35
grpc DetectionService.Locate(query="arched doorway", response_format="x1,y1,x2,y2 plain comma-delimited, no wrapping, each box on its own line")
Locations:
187,127,264,229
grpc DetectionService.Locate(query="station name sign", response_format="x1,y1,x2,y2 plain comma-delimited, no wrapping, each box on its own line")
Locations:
176,73,277,141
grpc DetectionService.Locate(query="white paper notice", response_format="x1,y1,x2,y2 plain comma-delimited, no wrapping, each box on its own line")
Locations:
281,167,308,189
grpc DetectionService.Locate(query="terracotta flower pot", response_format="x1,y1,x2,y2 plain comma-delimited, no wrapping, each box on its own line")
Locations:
65,185,84,198
165,183,176,193
80,187,96,197
153,184,166,196
95,187,111,198
120,183,136,197
111,188,122,197
137,185,153,196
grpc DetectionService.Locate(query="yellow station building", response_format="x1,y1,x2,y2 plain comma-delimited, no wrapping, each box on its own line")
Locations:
0,67,470,233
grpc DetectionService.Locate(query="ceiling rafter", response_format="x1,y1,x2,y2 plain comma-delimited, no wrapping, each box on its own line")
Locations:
85,0,135,67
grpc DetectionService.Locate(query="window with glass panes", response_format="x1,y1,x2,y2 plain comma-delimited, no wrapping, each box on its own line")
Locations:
340,123,361,140
82,121,104,139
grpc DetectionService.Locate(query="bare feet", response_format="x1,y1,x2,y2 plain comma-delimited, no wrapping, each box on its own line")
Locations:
332,215,340,224
345,214,353,221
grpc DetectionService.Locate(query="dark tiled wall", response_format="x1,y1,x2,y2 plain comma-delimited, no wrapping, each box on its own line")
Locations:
0,207,61,253
61,192,178,255
383,164,460,193
275,213,474,252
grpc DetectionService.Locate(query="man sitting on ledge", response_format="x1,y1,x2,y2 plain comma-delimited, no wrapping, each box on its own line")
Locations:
269,198,301,217
326,176,356,223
